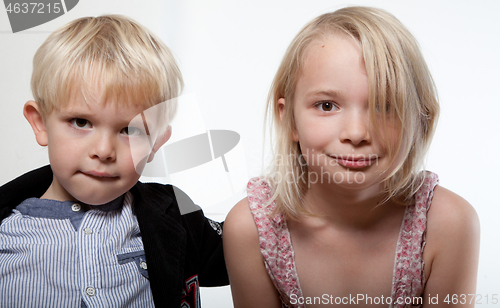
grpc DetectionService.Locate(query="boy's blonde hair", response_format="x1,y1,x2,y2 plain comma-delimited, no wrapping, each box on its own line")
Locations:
31,15,183,130
266,6,439,219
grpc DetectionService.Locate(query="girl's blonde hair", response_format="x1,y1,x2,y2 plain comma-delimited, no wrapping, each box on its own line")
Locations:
266,6,439,219
31,15,183,130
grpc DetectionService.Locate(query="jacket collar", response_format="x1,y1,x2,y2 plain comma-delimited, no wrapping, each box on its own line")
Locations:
0,165,52,221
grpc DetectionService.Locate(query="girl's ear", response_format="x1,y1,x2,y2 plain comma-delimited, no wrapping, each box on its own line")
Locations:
23,100,48,146
278,98,286,122
278,98,299,142
147,125,172,163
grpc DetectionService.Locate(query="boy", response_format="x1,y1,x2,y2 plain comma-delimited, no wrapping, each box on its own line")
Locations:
0,15,228,307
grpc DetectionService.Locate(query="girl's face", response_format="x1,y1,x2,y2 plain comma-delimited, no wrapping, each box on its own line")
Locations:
285,34,400,190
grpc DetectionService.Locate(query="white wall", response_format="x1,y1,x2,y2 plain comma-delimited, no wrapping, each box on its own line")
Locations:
1,0,499,306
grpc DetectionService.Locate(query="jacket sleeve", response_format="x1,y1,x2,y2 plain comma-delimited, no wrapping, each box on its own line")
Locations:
173,186,229,287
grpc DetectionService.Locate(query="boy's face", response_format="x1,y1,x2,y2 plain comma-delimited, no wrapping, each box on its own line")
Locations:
24,89,170,205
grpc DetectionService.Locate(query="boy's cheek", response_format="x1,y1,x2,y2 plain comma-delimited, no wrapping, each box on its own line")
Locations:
133,155,149,175
128,137,156,173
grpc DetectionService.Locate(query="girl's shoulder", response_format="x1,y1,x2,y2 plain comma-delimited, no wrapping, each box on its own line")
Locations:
423,170,478,253
246,177,280,217
246,177,273,200
225,177,275,235
422,180,480,296
427,184,479,238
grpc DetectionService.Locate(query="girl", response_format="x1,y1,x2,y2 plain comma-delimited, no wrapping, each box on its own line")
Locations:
224,6,479,308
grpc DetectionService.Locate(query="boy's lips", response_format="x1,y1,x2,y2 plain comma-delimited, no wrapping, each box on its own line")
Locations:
81,170,118,178
328,155,378,168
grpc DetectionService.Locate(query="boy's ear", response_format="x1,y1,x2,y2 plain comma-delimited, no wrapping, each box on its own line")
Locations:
278,98,299,142
147,125,172,163
23,100,48,146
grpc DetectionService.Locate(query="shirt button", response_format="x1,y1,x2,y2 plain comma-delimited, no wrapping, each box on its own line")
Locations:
85,287,95,296
140,261,147,270
71,203,81,212
83,228,93,235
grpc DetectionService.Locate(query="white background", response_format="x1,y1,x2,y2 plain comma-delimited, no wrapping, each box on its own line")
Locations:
1,0,499,307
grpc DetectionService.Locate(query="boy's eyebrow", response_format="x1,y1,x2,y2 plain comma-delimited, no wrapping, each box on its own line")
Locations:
58,109,93,118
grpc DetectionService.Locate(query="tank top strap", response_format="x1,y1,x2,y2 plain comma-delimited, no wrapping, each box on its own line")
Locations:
247,177,304,308
391,171,439,307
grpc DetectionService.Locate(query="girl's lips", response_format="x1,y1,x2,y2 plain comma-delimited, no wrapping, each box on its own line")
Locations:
330,155,378,169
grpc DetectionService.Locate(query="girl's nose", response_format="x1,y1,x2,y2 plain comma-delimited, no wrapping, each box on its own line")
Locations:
89,132,116,162
339,111,371,146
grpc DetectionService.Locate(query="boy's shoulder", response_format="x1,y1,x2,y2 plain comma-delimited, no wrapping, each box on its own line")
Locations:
131,180,211,232
0,165,52,221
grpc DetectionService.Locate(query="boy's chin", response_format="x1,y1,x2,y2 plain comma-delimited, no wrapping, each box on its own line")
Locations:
68,187,130,206
76,194,124,206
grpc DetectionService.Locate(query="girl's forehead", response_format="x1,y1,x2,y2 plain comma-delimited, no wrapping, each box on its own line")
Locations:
304,34,363,63
297,35,366,87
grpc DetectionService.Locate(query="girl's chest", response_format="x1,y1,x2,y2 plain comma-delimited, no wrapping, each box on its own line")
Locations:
288,221,404,307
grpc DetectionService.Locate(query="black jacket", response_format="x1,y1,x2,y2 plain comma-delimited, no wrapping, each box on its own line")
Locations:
0,165,229,308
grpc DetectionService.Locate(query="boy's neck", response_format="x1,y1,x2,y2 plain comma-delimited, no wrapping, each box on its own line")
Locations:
40,176,77,203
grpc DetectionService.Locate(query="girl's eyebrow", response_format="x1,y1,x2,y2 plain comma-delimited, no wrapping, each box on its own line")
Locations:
307,89,343,98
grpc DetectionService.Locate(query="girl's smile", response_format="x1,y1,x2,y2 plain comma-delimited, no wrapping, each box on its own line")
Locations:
328,154,379,169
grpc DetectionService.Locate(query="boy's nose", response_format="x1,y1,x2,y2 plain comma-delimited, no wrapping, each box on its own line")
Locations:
90,133,116,162
339,111,371,146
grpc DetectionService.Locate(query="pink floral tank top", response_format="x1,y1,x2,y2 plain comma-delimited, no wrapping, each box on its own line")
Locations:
247,172,439,308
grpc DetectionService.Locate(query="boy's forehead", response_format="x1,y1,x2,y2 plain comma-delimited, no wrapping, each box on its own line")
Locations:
60,92,149,119
67,74,156,106
64,85,148,112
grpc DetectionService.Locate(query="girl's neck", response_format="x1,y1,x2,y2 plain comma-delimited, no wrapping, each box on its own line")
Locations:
301,180,398,230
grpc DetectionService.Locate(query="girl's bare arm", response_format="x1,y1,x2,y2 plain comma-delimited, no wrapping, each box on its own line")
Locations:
223,198,282,308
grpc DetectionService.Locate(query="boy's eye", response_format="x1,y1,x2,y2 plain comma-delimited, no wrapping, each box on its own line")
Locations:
122,127,144,136
314,101,338,112
70,118,92,129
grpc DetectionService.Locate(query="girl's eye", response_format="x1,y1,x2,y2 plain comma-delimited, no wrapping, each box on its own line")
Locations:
375,103,391,113
122,127,143,136
315,101,338,112
70,118,92,129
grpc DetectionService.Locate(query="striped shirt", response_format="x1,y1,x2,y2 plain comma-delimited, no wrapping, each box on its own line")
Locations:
0,192,154,308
